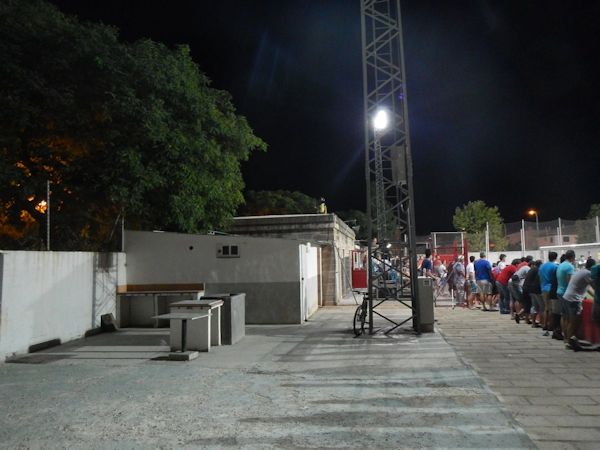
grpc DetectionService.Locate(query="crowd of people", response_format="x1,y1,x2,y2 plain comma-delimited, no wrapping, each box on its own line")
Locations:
420,249,600,351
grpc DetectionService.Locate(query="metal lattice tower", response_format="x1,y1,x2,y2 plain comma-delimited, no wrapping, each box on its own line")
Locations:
361,0,420,333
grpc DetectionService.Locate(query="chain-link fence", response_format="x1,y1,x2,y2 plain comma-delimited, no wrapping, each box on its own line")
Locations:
432,232,465,260
463,216,600,253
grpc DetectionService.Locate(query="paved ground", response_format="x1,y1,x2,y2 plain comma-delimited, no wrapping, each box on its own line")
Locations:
436,306,600,450
0,306,533,449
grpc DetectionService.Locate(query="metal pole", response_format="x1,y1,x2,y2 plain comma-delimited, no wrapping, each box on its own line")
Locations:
558,218,562,244
360,0,374,335
595,216,599,243
535,213,539,232
485,222,490,255
397,0,420,332
121,212,125,252
521,219,525,254
46,179,50,251
521,219,527,256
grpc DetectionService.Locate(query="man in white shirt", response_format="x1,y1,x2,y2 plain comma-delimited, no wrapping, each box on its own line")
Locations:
466,255,477,308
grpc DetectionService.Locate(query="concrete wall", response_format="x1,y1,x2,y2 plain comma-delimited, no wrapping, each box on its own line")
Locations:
125,230,318,324
0,251,124,361
231,214,355,305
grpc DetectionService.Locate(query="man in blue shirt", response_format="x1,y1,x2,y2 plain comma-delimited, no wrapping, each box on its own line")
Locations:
474,252,493,310
539,251,558,335
556,249,576,337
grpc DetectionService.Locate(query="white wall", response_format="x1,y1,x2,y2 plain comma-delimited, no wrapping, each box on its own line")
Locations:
125,231,301,285
0,251,124,361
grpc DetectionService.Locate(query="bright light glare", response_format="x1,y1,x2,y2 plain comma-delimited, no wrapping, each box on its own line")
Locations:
386,243,392,249
528,210,536,216
373,109,389,131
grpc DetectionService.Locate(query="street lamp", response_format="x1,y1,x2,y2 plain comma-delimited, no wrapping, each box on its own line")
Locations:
528,209,539,232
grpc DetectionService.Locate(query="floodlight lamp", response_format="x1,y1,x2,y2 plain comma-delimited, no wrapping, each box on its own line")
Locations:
528,210,536,216
373,109,389,131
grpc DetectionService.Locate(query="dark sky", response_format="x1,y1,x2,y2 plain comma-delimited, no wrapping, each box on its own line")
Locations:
49,0,600,234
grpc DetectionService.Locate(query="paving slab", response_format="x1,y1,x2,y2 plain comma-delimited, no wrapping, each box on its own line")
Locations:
436,306,600,449
0,306,534,449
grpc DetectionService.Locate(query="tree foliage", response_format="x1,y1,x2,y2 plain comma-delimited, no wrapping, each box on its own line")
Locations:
237,190,319,216
0,0,266,250
452,200,506,251
577,203,600,243
337,210,369,240
587,204,600,219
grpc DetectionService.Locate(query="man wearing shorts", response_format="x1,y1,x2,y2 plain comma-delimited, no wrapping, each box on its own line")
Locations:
556,250,576,337
539,252,559,336
466,255,477,308
562,258,595,350
474,252,493,311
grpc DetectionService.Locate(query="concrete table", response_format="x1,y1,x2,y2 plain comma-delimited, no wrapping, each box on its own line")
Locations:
170,300,223,348
152,312,209,360
201,293,246,345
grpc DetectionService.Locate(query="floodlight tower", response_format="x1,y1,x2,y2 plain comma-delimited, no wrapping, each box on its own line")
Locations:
360,0,419,333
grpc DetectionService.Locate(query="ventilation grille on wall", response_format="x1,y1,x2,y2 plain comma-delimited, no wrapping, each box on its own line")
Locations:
217,244,240,258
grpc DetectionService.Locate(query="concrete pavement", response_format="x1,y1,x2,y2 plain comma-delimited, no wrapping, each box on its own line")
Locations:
436,306,600,450
0,306,533,449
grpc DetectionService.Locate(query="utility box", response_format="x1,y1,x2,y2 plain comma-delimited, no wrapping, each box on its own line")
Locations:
202,293,246,345
417,277,434,333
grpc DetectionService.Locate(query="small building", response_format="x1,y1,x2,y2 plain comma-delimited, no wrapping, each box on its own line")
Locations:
230,214,355,305
124,230,320,324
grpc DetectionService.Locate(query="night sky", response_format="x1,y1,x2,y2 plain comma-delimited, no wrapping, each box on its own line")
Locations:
49,0,600,234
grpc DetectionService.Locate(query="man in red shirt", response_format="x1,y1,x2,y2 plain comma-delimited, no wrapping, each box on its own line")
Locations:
496,259,519,314
516,256,533,270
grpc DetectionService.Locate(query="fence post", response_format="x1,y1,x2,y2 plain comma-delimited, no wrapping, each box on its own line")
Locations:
520,226,525,257
121,213,125,253
485,222,490,255
596,216,600,243
46,179,50,251
558,217,562,244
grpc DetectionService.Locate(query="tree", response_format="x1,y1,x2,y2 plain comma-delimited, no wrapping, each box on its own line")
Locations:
453,200,506,251
337,210,369,240
587,204,600,219
0,0,266,250
237,190,318,216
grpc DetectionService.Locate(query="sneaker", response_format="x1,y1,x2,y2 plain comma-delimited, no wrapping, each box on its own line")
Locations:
552,331,564,341
515,314,520,324
543,331,550,336
568,337,582,352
